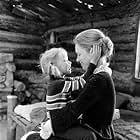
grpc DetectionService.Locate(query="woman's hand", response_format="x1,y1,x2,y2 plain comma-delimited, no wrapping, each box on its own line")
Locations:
90,44,101,65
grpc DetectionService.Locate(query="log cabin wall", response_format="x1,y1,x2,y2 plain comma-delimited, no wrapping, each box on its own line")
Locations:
0,0,140,98
0,1,46,72
0,1,47,105
44,0,140,96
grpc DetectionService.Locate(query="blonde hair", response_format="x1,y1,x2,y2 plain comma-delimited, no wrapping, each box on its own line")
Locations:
39,48,67,77
73,29,114,64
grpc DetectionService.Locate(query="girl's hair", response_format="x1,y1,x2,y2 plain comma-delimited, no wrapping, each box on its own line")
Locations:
73,29,114,64
39,47,67,77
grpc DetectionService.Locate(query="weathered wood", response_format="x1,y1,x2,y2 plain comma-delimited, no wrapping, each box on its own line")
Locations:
15,59,40,71
0,53,13,64
0,30,43,45
12,6,40,21
114,43,135,52
0,64,7,74
14,80,26,92
111,62,133,72
112,70,135,94
0,15,46,35
114,53,134,62
111,33,135,43
7,95,17,140
0,1,11,15
45,16,136,35
5,71,14,88
45,22,92,35
6,63,16,72
0,42,44,59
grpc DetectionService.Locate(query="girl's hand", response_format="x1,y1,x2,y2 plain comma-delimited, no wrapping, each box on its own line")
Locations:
40,120,52,139
90,44,101,65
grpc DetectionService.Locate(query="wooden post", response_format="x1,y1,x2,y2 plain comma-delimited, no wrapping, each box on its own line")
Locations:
7,95,17,140
50,32,55,44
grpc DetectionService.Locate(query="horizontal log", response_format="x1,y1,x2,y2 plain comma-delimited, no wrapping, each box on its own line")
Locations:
0,15,46,35
0,42,43,49
15,59,40,71
114,43,135,52
45,16,136,35
0,53,13,64
111,33,135,43
112,70,135,94
111,62,133,73
0,42,44,59
0,30,43,45
110,24,136,35
113,53,134,62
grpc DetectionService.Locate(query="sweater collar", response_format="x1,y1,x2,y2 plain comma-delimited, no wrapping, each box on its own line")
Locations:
93,64,112,76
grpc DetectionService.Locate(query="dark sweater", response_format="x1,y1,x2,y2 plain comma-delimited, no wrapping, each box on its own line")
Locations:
50,71,116,139
46,63,96,110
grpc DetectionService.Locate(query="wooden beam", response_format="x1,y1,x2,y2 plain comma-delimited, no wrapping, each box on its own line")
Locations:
0,42,43,59
0,15,46,35
45,16,136,34
0,30,42,44
112,70,135,94
45,22,92,35
38,2,66,18
45,0,72,16
7,95,17,140
15,59,40,71
12,6,38,20
23,4,51,21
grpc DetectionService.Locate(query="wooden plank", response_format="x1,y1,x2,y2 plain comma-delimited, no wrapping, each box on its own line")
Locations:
45,22,92,35
7,95,17,140
112,70,135,94
114,43,135,52
0,42,44,59
0,15,46,35
111,33,135,43
0,42,42,49
111,62,133,73
44,0,72,16
45,16,136,34
0,30,42,45
114,53,134,62
15,59,40,71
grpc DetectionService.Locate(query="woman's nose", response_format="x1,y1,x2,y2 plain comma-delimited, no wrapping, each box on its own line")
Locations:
76,57,79,62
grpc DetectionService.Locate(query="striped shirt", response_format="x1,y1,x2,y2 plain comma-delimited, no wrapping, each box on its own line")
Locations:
46,63,96,111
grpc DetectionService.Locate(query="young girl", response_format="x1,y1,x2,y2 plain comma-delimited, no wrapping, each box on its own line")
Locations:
22,46,101,140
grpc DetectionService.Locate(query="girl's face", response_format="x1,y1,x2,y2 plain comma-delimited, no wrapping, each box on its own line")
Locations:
75,44,91,71
55,51,72,75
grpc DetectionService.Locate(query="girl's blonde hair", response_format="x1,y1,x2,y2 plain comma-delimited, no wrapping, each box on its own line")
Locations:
40,47,67,77
73,29,114,65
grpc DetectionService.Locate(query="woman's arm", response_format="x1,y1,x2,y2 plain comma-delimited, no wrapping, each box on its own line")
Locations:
50,73,112,133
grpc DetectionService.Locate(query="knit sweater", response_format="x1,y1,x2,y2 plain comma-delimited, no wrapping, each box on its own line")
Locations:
50,67,116,139
46,63,96,111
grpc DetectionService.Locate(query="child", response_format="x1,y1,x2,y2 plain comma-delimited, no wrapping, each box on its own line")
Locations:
21,46,100,140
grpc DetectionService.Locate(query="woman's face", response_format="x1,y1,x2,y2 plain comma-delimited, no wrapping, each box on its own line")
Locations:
75,44,91,71
55,51,72,75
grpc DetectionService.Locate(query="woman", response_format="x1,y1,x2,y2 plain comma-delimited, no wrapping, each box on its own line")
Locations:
39,47,100,139
22,46,100,140
49,29,116,140
25,28,115,140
